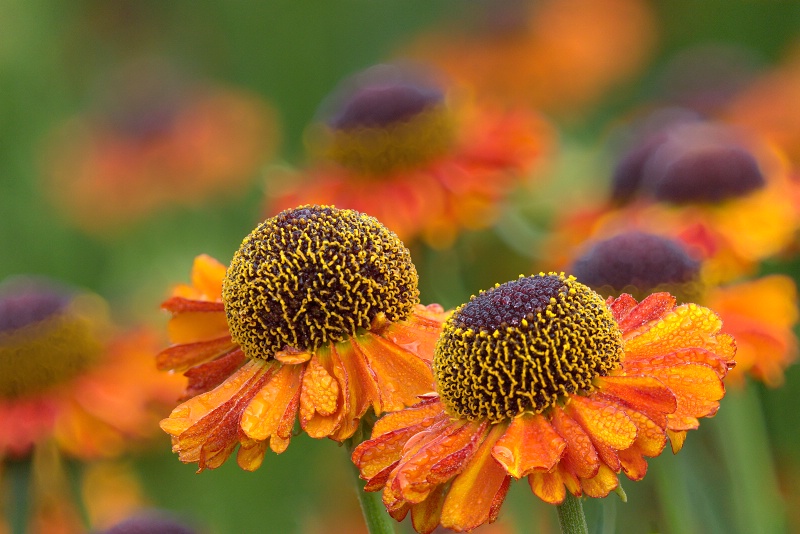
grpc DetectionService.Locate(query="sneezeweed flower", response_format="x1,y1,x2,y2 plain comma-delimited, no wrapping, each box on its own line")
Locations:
404,0,657,118
569,231,797,387
353,273,735,533
41,60,278,235
159,205,449,472
545,119,799,283
266,64,552,248
0,277,183,533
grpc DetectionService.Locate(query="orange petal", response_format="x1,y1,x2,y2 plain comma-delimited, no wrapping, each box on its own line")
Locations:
379,304,449,363
166,310,230,344
337,338,383,421
352,332,435,413
667,429,687,454
395,421,487,503
440,425,509,532
616,293,676,335
492,413,566,478
595,375,676,426
161,296,225,313
551,407,599,479
624,304,727,359
190,254,227,301
237,437,268,471
568,395,637,451
183,348,247,399
624,346,734,379
299,351,345,438
372,396,444,438
648,363,726,431
529,470,567,505
410,484,446,534
607,294,638,324
580,464,619,499
240,363,303,441
617,444,649,481
156,336,236,372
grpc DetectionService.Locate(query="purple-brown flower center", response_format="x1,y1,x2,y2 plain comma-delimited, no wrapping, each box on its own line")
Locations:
434,273,623,421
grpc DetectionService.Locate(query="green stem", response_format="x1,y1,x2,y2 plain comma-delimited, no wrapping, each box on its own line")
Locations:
345,419,396,534
349,460,397,534
6,459,30,534
556,492,588,534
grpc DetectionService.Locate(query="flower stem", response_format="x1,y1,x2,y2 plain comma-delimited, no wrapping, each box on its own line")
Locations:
348,460,397,534
556,492,588,534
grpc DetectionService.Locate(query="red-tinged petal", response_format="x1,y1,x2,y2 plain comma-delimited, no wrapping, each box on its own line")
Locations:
338,337,384,418
237,437,268,472
395,421,486,503
623,346,734,380
160,361,274,471
410,484,446,534
648,363,725,431
488,476,512,524
440,425,509,533
328,344,362,442
183,348,247,399
388,502,410,522
166,310,230,344
240,363,303,441
617,444,649,481
668,430,687,453
156,336,236,372
372,396,444,438
353,413,449,481
492,413,565,478
551,407,599,479
616,293,676,335
161,296,225,313
623,304,727,360
190,254,226,301
353,332,435,413
299,352,342,437
529,470,567,505
607,294,638,324
580,464,619,499
568,395,637,451
379,304,449,362
595,375,676,421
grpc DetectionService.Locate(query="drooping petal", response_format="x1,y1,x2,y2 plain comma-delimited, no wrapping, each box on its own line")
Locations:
410,484,446,534
240,363,303,442
299,350,346,438
529,469,567,505
166,310,230,344
580,464,620,499
440,425,509,532
183,348,246,398
492,413,565,478
156,336,236,372
568,395,637,451
595,375,676,425
647,363,726,431
551,407,599,480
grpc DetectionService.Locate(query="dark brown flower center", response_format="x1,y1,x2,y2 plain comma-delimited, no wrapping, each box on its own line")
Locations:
223,205,420,360
434,274,622,421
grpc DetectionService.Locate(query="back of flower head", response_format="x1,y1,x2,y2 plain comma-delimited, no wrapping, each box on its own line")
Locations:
265,63,552,248
353,271,735,533
158,204,449,473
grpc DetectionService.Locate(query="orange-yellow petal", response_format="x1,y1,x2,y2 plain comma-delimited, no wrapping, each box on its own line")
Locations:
529,469,567,505
241,363,303,441
648,363,725,431
580,464,619,499
492,413,566,478
190,254,227,301
440,425,509,532
410,484,446,534
166,310,230,344
156,336,236,372
568,395,637,451
623,304,727,359
551,408,599,480
595,375,677,422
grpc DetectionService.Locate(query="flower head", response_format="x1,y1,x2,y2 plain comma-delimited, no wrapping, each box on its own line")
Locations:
159,205,449,472
266,65,551,248
353,273,735,533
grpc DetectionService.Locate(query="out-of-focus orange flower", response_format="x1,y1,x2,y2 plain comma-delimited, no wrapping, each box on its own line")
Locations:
159,206,449,472
266,64,552,248
544,119,799,283
726,44,800,168
567,231,798,388
353,273,735,533
0,277,184,534
404,0,657,117
41,61,279,234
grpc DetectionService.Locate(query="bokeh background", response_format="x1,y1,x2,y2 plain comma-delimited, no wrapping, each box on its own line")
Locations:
4,1,800,533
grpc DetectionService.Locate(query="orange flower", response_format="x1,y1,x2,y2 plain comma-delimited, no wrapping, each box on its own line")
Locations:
404,0,657,117
0,277,183,534
266,64,552,248
159,206,449,472
544,119,799,283
353,273,735,533
569,231,797,388
41,60,278,234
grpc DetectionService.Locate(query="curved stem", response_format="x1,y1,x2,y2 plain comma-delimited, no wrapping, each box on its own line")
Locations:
556,492,588,534
349,459,396,534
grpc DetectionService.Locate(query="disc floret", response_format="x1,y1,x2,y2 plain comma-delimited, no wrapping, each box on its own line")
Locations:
223,205,420,361
434,273,623,421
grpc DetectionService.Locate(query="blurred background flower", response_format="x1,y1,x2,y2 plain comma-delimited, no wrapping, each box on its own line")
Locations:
4,0,800,533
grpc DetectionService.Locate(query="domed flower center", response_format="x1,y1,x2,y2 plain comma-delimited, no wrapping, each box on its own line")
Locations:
0,280,104,398
223,205,420,360
571,232,702,301
612,122,765,205
320,69,455,176
434,273,623,421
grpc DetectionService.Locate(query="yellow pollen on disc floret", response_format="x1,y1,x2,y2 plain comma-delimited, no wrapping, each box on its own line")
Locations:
223,205,420,361
434,273,623,421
